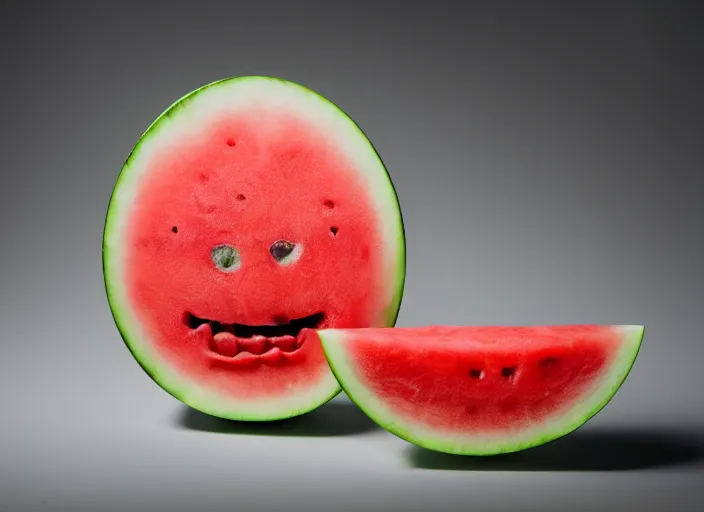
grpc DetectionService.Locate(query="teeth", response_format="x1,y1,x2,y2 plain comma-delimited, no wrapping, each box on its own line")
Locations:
270,335,297,353
260,347,283,363
195,323,213,336
212,332,238,357
197,319,311,358
296,330,312,348
238,335,269,355
231,352,257,364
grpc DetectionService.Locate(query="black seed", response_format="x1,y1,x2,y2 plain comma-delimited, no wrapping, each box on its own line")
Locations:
171,226,178,233
539,356,559,368
501,366,517,379
324,200,335,209
330,226,338,236
469,369,484,379
270,240,295,261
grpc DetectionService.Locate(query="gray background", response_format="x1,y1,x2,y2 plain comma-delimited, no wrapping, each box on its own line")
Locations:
1,1,703,510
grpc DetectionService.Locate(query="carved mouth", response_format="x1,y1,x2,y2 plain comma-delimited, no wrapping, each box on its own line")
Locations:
184,311,325,358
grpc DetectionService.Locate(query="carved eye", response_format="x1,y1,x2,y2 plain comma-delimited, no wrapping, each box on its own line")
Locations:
211,244,241,272
269,240,302,266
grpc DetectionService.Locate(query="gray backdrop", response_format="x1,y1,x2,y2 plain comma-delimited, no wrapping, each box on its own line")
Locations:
1,1,702,511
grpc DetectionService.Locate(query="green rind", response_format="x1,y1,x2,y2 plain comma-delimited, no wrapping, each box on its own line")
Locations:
320,326,645,455
102,76,406,421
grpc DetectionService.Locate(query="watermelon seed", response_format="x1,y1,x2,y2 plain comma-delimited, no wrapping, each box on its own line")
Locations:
171,226,178,233
330,226,339,236
226,138,236,147
469,369,485,379
539,356,559,368
501,366,517,379
324,200,335,209
236,194,246,201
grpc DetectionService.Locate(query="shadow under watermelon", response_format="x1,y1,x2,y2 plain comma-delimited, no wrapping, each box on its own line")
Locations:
403,426,704,471
173,397,379,437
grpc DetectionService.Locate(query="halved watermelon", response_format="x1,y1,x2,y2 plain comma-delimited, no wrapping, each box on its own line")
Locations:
102,76,406,421
319,325,644,455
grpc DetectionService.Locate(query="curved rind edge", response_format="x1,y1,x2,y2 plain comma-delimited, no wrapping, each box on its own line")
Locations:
319,325,645,455
102,76,405,421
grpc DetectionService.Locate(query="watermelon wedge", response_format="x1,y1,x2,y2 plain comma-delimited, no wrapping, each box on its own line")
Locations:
102,76,406,421
319,325,644,455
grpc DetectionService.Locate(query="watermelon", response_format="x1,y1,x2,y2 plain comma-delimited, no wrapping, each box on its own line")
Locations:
319,325,644,455
102,76,406,421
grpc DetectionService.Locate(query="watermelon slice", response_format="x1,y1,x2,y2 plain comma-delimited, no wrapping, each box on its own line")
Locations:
102,76,406,421
319,325,644,455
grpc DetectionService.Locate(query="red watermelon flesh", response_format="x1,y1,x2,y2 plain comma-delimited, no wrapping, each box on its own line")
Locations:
103,77,406,421
319,325,644,455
